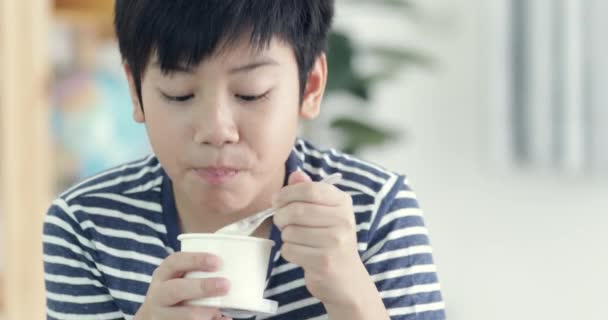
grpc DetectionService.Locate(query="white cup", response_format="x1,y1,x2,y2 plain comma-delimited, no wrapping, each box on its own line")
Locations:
177,233,278,318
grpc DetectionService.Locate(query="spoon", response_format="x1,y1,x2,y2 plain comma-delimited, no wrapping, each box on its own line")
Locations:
215,172,343,236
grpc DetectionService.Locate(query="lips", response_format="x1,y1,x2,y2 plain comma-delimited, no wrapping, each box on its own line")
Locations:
198,167,239,175
194,167,241,185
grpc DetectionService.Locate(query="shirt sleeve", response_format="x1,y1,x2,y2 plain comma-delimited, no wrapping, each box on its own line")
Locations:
43,198,124,320
362,175,446,320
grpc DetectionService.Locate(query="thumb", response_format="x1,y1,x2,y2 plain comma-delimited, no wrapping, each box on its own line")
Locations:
288,170,312,185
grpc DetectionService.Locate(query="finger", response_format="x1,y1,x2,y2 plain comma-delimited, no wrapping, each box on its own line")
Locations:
158,277,230,306
288,170,312,185
158,305,222,320
274,182,346,208
281,242,326,271
281,225,348,249
274,202,348,230
153,252,222,282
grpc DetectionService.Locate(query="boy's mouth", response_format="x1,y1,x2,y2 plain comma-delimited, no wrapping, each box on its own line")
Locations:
194,167,240,185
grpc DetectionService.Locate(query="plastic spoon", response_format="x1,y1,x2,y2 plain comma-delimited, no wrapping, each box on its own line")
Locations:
215,172,342,236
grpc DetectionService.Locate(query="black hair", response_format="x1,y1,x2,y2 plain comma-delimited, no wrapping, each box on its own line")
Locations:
114,0,334,108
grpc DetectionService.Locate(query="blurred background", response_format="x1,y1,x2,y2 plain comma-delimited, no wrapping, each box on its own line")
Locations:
1,0,607,319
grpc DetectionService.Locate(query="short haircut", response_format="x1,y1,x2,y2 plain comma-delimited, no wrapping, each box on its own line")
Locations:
114,0,335,107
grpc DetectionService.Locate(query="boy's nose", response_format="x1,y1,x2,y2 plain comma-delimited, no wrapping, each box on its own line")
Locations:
193,103,239,146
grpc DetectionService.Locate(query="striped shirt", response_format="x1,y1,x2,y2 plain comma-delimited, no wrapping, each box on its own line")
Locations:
43,138,446,319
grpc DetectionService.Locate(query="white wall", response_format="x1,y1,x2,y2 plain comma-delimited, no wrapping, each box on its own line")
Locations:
335,1,608,320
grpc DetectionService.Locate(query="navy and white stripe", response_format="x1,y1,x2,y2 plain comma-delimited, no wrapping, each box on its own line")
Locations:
43,138,446,319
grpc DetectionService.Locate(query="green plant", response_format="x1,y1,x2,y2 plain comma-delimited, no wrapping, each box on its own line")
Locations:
322,0,434,155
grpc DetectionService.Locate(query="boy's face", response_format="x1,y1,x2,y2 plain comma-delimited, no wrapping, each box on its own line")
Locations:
125,36,327,216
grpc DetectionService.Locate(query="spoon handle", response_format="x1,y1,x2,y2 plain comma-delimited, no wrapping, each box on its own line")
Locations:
216,172,343,235
252,172,342,222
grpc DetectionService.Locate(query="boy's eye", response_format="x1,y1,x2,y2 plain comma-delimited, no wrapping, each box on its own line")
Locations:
162,93,194,102
235,92,269,102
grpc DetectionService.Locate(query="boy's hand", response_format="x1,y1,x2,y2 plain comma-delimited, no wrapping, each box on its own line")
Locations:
135,252,232,320
273,171,375,308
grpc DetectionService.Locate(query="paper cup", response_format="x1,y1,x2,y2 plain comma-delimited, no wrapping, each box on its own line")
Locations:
177,233,278,318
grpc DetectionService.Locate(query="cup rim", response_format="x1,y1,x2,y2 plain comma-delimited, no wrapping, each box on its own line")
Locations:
178,233,274,244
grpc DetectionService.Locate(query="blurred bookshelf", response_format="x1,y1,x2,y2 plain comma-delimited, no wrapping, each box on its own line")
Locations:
54,0,115,38
51,0,150,192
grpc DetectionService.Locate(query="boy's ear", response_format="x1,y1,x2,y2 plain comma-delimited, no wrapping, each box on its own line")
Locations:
123,64,145,123
299,53,328,120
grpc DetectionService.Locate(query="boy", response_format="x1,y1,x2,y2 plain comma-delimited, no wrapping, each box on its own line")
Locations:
43,1,446,319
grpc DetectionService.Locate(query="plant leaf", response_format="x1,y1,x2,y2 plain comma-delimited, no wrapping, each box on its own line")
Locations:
366,47,435,68
346,76,370,100
346,0,416,10
330,117,398,154
326,31,356,92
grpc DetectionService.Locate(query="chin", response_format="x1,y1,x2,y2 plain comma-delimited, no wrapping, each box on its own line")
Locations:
191,188,250,213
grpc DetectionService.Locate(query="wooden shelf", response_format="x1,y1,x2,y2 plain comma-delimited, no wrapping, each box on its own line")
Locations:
1,0,52,319
1,1,113,318
0,274,3,314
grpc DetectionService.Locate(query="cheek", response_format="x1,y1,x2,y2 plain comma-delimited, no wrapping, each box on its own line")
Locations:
241,94,299,139
144,103,192,160
240,96,299,165
268,86,301,125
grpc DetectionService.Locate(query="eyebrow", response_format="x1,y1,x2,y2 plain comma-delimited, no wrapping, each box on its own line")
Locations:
228,58,279,74
151,57,279,75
